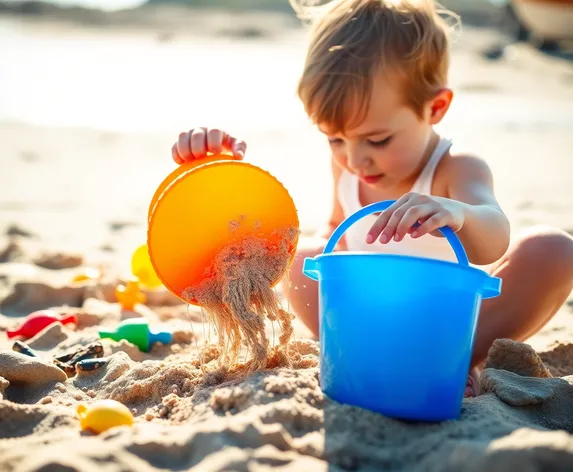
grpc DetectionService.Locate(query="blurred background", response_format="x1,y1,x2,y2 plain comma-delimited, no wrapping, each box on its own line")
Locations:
0,0,572,278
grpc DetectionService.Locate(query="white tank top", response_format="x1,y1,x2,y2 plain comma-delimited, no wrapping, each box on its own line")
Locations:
337,136,457,262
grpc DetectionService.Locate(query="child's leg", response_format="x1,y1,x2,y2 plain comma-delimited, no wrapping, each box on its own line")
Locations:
283,237,324,337
472,226,573,368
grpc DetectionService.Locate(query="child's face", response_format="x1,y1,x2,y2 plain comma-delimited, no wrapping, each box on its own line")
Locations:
320,76,451,189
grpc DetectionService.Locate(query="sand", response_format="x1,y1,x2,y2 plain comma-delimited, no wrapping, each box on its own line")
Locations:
1,2,573,471
3,316,573,472
182,228,299,374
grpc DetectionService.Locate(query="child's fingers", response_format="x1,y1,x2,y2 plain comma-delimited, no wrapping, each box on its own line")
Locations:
411,212,447,238
207,128,224,154
222,132,246,159
231,139,247,159
190,128,208,158
379,199,418,243
176,132,192,160
407,216,428,234
171,143,184,165
394,204,434,241
365,197,408,244
366,213,390,243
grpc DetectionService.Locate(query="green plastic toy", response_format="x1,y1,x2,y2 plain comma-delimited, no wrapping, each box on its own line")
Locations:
98,318,172,352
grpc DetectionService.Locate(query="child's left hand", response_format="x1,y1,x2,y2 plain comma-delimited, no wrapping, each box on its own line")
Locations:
365,193,466,244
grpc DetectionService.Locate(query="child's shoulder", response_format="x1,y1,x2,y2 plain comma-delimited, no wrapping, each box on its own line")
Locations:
435,148,496,195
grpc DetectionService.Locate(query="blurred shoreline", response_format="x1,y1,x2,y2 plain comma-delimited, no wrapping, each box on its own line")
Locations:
0,3,300,40
0,0,507,39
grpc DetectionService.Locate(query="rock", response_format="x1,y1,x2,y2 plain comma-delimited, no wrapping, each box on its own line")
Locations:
485,339,553,378
11,340,39,358
5,224,35,238
53,342,104,376
27,322,70,350
0,376,9,399
0,351,67,388
76,358,109,373
480,368,570,406
76,351,133,382
0,241,27,263
33,252,83,270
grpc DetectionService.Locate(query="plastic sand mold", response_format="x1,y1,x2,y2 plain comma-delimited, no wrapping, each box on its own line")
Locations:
147,153,299,305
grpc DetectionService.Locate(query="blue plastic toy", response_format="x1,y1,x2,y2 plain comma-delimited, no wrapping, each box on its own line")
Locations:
303,200,502,422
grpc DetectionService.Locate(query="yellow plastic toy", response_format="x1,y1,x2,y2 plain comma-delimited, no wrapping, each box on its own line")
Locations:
77,399,134,434
71,267,101,284
131,244,162,289
147,153,299,304
115,276,146,311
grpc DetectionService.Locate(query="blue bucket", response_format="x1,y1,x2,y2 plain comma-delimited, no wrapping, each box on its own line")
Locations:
303,200,502,422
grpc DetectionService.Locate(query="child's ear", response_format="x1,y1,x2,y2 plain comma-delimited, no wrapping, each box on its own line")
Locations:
427,88,453,125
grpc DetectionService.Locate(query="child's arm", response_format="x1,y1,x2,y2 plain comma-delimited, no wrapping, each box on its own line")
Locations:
319,159,347,249
446,154,510,265
365,155,510,265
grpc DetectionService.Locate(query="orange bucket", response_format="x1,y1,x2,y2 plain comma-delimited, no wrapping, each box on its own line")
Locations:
147,154,299,304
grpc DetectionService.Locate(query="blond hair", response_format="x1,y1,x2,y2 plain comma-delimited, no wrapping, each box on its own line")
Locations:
290,0,459,132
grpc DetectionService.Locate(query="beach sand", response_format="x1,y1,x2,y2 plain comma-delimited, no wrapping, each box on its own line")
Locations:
1,4,573,471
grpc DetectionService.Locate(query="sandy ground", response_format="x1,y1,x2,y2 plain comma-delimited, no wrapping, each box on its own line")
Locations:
1,6,573,472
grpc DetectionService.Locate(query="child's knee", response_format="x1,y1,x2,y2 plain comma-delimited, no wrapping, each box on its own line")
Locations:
517,226,573,280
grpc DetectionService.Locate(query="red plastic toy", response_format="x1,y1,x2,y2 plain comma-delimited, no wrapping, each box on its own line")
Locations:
7,310,78,339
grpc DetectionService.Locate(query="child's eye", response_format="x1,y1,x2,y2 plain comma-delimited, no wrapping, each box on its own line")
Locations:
368,136,392,147
328,138,343,145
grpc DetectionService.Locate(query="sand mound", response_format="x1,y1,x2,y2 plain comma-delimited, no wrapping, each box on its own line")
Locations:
2,307,573,472
0,351,67,390
0,282,85,316
540,343,573,377
2,253,573,471
2,357,573,471
26,322,71,350
0,274,184,317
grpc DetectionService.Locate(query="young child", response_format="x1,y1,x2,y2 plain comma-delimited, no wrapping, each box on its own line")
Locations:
171,0,573,397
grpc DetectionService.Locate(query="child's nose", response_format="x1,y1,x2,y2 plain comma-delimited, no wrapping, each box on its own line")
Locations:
347,150,372,172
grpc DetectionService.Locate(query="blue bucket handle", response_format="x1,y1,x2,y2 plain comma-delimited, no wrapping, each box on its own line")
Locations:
323,200,470,266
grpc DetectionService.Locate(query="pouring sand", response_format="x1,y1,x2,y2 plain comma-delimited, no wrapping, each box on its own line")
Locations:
182,226,299,376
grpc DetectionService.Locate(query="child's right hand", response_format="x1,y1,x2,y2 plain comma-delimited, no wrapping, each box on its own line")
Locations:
171,128,247,164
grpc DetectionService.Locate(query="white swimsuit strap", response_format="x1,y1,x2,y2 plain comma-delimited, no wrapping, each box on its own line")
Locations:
411,136,453,195
337,166,361,215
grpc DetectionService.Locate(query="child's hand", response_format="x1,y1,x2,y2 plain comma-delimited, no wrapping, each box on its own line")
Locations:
365,193,466,244
171,128,247,164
